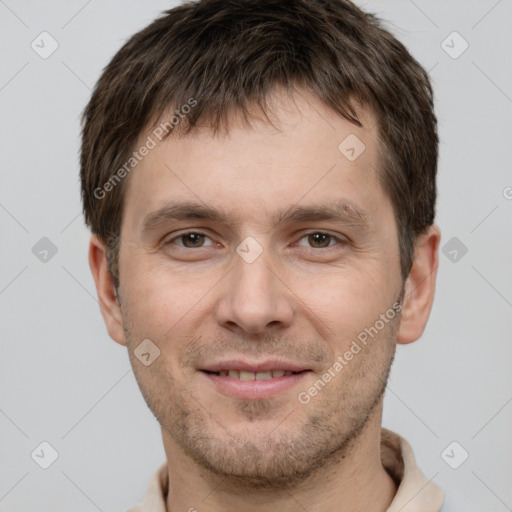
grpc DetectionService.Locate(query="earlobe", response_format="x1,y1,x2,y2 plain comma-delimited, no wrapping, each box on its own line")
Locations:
396,225,441,345
88,234,127,346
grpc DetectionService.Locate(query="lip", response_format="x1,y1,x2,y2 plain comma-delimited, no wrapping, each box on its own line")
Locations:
199,369,312,400
199,358,309,373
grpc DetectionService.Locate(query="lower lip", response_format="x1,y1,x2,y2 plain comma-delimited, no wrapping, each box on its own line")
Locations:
200,371,311,400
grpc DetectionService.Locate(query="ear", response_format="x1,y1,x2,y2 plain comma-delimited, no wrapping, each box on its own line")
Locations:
88,234,126,346
396,225,441,345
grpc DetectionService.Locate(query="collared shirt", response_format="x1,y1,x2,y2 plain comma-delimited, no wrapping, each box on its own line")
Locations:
127,428,445,512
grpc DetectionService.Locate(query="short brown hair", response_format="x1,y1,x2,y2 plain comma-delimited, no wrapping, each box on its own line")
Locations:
80,0,438,289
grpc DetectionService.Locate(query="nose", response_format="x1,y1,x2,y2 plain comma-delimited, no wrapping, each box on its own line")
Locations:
214,248,295,335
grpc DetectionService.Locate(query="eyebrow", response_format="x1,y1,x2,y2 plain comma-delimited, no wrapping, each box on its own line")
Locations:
140,198,369,235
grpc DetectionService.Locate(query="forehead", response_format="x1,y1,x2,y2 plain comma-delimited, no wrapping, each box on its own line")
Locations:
121,89,387,233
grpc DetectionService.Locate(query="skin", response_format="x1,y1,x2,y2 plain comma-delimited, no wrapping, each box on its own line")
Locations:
89,88,440,512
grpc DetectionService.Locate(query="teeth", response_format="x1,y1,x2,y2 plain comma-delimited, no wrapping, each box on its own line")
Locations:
216,370,297,380
256,371,272,380
228,370,240,379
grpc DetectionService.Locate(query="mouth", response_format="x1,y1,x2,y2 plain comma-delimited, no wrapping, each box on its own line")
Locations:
201,369,305,380
198,361,312,400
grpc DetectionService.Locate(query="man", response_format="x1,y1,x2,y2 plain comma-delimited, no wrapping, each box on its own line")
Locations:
82,0,445,510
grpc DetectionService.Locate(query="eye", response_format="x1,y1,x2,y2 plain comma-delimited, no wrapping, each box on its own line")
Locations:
295,232,344,249
167,232,214,248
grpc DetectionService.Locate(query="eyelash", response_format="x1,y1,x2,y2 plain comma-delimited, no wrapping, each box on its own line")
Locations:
165,231,346,250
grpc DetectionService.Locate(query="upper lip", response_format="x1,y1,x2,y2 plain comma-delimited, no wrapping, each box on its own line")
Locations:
199,359,310,373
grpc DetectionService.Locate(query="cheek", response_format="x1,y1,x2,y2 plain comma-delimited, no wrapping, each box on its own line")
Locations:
120,259,216,338
291,267,390,336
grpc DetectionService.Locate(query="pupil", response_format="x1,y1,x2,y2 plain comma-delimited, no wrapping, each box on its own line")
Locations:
184,233,203,247
310,233,330,248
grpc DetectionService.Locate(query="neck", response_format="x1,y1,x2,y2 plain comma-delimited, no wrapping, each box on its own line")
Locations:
162,402,397,512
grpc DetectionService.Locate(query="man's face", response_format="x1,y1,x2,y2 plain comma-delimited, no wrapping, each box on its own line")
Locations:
117,90,404,487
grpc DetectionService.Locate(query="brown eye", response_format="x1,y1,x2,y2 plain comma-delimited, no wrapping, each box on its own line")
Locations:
307,233,333,248
181,233,205,248
169,232,213,248
295,232,340,249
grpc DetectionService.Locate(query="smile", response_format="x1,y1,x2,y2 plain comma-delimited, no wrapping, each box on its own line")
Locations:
203,369,300,380
200,369,311,400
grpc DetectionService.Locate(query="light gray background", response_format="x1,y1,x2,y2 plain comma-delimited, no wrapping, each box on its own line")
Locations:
1,1,511,511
